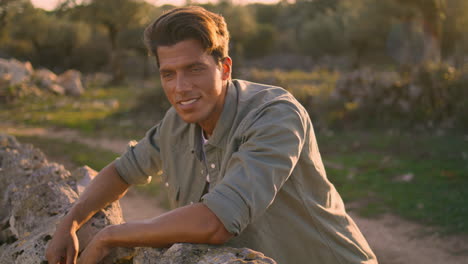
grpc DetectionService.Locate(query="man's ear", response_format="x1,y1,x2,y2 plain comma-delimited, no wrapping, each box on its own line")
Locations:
221,57,232,80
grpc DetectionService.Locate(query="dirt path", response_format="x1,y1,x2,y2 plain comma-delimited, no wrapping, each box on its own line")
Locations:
2,125,468,264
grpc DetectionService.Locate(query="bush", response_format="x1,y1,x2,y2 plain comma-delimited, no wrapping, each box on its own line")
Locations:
243,64,468,130
333,63,468,129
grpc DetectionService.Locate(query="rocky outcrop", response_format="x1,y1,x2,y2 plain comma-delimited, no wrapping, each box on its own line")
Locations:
0,58,87,101
57,69,85,96
133,244,276,264
0,134,127,263
33,68,65,95
0,134,277,264
0,58,33,85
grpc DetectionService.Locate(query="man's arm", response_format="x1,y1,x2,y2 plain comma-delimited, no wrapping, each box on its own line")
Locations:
78,203,233,263
46,162,130,264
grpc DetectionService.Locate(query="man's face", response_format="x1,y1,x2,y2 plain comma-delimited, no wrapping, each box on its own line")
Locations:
157,39,231,135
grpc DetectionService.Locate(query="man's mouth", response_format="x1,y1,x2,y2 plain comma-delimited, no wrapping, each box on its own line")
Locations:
180,98,198,105
179,98,198,105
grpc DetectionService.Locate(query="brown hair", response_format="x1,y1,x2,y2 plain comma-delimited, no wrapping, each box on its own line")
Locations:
144,6,230,66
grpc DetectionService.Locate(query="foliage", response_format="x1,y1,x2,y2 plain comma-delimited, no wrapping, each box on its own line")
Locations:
3,5,92,70
298,11,346,57
245,65,468,131
0,0,29,38
332,63,468,130
2,0,468,75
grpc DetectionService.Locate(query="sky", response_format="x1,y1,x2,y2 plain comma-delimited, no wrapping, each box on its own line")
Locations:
31,0,282,11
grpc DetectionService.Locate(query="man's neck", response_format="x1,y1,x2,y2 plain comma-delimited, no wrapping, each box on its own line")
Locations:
198,81,229,138
202,129,210,140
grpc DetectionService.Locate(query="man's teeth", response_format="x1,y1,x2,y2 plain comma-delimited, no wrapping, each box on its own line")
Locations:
180,99,197,105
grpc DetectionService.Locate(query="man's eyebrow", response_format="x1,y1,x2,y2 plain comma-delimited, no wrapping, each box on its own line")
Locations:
159,62,207,73
159,68,171,72
186,62,207,68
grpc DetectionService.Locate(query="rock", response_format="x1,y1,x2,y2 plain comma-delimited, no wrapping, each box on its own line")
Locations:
1,57,88,99
34,68,65,95
49,83,66,95
0,58,33,85
0,133,20,149
0,134,128,263
57,69,85,96
0,58,9,75
73,165,98,195
133,244,276,264
393,172,415,182
34,68,57,87
0,73,12,87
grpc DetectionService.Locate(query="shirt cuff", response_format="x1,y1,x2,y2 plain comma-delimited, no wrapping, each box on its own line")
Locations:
114,147,151,185
201,185,250,236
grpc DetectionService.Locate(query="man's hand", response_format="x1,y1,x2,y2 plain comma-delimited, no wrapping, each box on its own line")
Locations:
77,228,111,264
45,162,130,264
45,225,79,264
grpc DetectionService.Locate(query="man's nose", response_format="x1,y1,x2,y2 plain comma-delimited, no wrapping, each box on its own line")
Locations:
175,74,191,92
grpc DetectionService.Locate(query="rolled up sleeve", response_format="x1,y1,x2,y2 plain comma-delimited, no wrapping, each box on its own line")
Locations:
202,102,306,235
114,123,163,185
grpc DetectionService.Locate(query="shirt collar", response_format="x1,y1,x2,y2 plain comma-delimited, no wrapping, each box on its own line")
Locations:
189,80,238,157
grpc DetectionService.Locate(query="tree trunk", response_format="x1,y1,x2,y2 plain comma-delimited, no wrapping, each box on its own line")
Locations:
107,25,125,83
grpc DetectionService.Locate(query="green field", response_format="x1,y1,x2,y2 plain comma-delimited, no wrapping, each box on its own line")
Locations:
319,130,468,234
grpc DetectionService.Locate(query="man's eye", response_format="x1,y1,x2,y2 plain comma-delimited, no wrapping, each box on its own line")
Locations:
161,72,173,78
191,67,203,72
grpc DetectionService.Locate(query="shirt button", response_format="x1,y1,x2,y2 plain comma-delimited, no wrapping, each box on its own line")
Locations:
190,201,194,205
201,169,204,174
165,182,169,187
210,163,216,169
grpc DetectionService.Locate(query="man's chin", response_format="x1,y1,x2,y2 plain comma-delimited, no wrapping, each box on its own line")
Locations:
177,113,201,124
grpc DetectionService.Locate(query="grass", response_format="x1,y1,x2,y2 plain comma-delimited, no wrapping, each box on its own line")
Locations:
0,81,164,139
318,129,468,234
14,135,119,171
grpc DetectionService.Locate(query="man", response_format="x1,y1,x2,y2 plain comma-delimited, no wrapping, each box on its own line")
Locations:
46,6,377,264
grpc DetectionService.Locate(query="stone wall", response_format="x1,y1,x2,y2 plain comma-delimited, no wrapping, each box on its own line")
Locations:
0,134,276,264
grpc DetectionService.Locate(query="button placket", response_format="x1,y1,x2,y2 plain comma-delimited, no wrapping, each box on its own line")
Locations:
203,145,221,186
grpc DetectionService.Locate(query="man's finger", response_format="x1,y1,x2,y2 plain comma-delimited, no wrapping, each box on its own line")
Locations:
66,247,78,264
45,249,64,264
46,255,61,264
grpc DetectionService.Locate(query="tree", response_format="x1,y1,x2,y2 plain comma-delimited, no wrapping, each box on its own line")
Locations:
244,23,277,59
299,11,347,57
0,0,29,40
202,2,258,71
10,6,91,70
442,0,468,66
325,0,419,67
66,0,150,82
395,0,447,62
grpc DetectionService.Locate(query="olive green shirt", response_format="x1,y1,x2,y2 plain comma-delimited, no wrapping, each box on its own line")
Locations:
115,80,377,264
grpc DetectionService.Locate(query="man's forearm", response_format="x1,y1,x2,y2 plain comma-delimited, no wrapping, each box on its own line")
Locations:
98,203,233,249
65,162,130,231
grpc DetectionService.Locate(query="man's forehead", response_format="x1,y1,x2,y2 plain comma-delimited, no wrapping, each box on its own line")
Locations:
158,55,210,71
157,40,215,70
